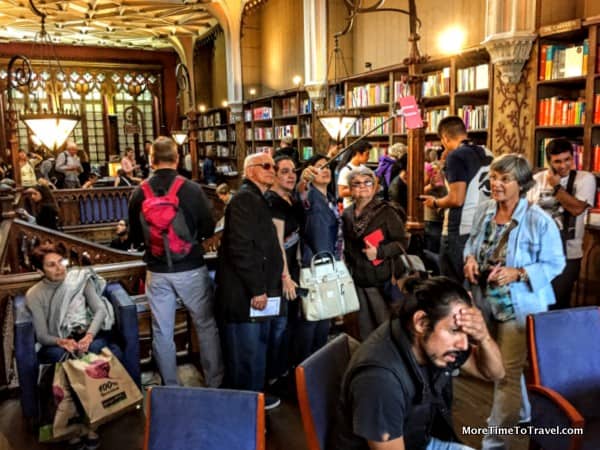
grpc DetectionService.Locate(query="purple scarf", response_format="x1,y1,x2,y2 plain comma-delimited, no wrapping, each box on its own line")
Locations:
375,155,396,186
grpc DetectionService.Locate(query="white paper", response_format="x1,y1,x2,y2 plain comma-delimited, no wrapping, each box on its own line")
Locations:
249,296,281,318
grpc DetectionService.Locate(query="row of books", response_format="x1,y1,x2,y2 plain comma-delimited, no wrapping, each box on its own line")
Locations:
458,104,489,130
301,99,313,114
593,144,600,173
367,144,389,163
199,129,232,142
394,115,407,134
393,80,411,101
539,41,589,81
244,107,272,121
595,94,600,124
537,97,585,126
274,125,299,139
198,112,227,127
253,146,273,154
203,144,235,158
349,116,391,137
425,108,450,133
279,97,298,116
347,83,390,107
301,146,314,161
422,68,451,97
538,138,584,170
253,127,273,140
456,64,489,92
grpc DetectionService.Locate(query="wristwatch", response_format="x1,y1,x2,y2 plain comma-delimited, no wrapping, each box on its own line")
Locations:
552,184,563,196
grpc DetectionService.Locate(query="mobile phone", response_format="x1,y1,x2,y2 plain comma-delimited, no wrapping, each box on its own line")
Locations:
296,287,310,297
417,195,427,201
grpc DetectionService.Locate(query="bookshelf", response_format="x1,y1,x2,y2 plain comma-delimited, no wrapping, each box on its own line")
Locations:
243,90,314,162
194,107,239,180
534,19,600,173
326,48,491,166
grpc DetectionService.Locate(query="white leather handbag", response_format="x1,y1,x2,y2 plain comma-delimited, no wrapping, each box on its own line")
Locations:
300,252,360,321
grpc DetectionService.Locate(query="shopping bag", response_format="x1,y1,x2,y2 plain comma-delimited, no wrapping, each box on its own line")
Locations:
38,361,83,442
300,252,360,321
63,347,143,427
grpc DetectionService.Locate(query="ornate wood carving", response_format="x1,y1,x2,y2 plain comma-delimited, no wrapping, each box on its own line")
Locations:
492,62,534,155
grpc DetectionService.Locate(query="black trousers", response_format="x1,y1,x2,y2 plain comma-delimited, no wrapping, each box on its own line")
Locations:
550,258,581,310
440,234,470,284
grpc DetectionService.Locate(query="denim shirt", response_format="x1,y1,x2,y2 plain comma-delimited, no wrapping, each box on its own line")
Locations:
301,185,340,266
464,198,566,326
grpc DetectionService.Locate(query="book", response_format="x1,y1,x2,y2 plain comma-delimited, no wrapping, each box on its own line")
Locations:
363,228,384,266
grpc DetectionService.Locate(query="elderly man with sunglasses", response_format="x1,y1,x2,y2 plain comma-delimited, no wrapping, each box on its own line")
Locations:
216,152,285,410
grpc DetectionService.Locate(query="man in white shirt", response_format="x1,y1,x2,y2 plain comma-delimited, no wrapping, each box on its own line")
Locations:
55,140,83,188
337,140,372,208
528,138,596,309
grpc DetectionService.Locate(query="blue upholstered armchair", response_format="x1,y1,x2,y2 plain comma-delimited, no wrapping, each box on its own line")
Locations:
13,282,141,421
526,307,600,450
295,333,357,450
143,386,265,450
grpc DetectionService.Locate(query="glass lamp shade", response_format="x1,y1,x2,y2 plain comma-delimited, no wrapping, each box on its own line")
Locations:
21,112,80,152
318,112,359,142
171,130,188,146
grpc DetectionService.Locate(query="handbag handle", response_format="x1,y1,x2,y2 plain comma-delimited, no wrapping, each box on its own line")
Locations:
310,251,336,276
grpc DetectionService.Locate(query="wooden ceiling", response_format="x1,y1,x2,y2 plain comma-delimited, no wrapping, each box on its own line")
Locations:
0,0,218,50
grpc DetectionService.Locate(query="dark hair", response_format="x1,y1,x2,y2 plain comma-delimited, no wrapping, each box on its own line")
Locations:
490,153,535,197
274,154,295,170
437,116,467,139
26,184,58,214
545,138,574,161
338,140,373,168
395,276,472,340
306,153,328,167
30,242,65,271
152,136,178,164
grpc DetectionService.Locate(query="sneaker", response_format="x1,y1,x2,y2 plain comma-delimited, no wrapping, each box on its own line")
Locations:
264,394,281,410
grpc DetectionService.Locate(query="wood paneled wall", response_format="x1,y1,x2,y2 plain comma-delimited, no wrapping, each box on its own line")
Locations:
350,0,486,72
212,32,228,107
242,12,262,97
539,0,586,26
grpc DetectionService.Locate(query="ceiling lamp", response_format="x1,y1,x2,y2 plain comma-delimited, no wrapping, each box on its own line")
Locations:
14,0,80,151
171,130,188,146
317,35,359,143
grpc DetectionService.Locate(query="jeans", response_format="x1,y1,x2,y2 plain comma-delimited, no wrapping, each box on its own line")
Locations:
146,266,224,387
38,330,123,363
426,437,474,450
440,234,469,284
482,320,530,450
223,316,287,391
287,299,330,366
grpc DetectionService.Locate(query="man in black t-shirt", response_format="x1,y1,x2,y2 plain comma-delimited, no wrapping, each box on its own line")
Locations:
331,277,504,450
421,117,492,283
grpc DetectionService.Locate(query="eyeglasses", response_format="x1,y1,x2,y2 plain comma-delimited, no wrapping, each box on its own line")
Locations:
351,180,374,188
249,162,275,171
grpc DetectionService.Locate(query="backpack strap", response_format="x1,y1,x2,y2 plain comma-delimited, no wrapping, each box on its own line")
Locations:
167,176,186,197
560,170,577,245
140,180,155,199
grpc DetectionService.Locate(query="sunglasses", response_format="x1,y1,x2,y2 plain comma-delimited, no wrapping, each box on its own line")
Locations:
351,180,374,188
249,162,275,171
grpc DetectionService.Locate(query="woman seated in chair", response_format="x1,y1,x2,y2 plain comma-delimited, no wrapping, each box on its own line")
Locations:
26,242,122,363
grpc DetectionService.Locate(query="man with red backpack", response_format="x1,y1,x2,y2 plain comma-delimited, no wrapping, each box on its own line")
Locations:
129,136,224,387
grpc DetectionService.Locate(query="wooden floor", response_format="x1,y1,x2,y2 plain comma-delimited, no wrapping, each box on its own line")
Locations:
0,372,527,450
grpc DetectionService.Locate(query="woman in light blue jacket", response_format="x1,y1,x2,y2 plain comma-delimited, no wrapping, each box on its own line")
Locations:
463,154,565,450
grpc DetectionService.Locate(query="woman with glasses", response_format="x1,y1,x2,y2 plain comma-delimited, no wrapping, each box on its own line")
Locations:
463,154,565,450
342,166,407,340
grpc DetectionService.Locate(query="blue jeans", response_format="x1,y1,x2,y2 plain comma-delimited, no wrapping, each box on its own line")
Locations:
146,267,224,387
38,330,123,363
223,316,287,391
287,300,330,366
426,437,475,450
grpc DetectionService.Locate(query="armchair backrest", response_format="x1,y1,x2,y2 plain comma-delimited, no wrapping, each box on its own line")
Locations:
143,386,265,450
295,333,355,450
527,307,600,419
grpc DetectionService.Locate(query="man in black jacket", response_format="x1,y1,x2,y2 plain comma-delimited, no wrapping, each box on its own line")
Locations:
129,136,224,387
217,152,284,409
331,277,504,450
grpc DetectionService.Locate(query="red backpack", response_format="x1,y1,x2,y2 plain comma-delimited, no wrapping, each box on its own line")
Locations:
140,176,195,267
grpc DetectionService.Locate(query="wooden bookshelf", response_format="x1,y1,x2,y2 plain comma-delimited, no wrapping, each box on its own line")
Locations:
243,89,315,161
193,107,240,181
534,19,600,171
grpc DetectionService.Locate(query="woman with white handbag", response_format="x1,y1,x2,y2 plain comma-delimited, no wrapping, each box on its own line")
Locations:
342,166,408,341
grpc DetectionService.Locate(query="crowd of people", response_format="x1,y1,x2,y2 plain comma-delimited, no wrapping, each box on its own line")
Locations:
21,115,596,449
